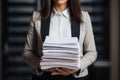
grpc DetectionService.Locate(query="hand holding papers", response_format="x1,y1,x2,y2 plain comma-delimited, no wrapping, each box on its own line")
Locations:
40,36,81,70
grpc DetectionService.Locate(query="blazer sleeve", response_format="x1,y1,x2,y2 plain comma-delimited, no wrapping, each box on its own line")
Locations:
22,11,40,69
80,12,98,71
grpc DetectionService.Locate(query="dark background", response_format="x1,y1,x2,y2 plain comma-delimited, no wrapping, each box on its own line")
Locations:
0,0,119,80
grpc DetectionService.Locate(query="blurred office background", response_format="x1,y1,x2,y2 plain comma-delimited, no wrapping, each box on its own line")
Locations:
0,0,119,80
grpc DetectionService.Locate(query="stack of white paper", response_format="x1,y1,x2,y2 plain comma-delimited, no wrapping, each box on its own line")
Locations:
40,36,81,70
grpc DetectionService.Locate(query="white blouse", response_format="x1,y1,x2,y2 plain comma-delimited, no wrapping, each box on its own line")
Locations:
49,8,71,37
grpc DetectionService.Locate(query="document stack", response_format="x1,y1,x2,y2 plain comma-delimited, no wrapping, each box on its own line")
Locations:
40,36,81,70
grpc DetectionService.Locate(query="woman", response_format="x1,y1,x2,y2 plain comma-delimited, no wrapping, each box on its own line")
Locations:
23,0,98,80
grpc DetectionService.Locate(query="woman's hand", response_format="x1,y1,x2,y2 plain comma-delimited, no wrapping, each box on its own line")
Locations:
43,68,55,72
54,67,80,76
43,67,80,76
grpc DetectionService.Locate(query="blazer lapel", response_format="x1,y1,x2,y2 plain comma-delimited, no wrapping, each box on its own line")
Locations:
71,20,80,40
41,16,51,42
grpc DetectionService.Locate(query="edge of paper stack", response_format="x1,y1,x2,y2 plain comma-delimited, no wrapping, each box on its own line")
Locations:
40,36,81,70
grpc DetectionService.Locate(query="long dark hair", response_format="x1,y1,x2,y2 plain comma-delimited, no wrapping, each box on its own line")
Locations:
40,0,82,23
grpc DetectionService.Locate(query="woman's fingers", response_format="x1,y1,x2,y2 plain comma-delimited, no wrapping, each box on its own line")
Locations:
54,68,68,76
43,67,79,76
60,68,78,74
43,68,54,72
54,67,78,76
